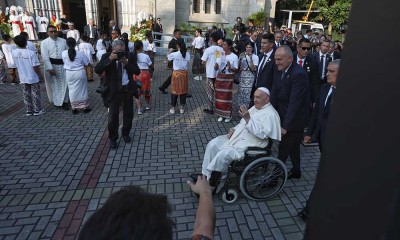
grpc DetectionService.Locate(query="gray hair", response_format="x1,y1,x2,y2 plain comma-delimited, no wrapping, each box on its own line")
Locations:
329,59,341,68
112,40,125,49
277,45,293,57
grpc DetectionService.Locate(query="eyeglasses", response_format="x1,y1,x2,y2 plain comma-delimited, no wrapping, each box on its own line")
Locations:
48,30,57,33
301,47,311,50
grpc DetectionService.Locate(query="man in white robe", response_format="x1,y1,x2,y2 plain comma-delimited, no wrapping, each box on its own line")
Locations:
195,87,281,187
36,10,49,40
9,9,23,37
40,25,69,109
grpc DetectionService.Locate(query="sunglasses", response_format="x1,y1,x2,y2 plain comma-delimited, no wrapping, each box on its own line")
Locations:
300,47,311,50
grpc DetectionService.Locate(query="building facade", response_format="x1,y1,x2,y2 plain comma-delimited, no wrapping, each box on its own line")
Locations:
3,0,277,34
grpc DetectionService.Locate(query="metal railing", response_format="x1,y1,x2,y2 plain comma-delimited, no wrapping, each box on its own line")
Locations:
152,32,195,55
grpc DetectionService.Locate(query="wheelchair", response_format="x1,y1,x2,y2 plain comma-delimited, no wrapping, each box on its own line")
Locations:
216,147,287,204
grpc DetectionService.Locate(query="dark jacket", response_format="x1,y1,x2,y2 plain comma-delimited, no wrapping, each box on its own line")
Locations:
270,63,311,131
306,83,333,149
292,52,320,103
254,51,276,91
94,52,140,107
83,25,99,39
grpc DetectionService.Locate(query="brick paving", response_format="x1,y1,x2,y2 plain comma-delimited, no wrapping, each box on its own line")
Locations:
0,54,320,240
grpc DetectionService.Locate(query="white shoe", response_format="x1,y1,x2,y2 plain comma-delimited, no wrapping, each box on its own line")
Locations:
194,76,201,81
217,117,223,122
33,110,45,116
180,107,184,114
224,117,232,123
169,108,175,114
145,106,151,110
138,109,143,115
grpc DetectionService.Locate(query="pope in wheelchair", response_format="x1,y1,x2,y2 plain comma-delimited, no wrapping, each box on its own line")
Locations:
191,87,282,194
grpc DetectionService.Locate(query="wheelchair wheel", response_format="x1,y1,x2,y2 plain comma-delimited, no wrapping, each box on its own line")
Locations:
222,189,239,204
240,157,287,201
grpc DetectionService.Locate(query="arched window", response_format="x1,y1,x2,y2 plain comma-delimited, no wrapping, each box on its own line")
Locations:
215,0,221,14
193,0,200,13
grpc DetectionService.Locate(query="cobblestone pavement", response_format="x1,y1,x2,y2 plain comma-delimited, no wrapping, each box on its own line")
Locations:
0,55,320,240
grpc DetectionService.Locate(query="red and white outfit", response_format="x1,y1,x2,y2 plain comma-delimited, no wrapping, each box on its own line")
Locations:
10,14,23,37
22,15,38,40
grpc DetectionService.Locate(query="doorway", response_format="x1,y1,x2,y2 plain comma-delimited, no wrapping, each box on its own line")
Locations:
97,0,116,33
62,0,87,33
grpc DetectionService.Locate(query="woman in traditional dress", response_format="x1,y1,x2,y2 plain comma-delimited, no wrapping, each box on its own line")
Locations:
167,38,190,114
133,40,153,114
214,39,239,123
191,28,205,81
237,41,259,108
61,37,91,114
78,35,95,81
143,31,156,78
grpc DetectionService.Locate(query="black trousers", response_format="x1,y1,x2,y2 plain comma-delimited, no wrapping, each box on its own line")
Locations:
38,32,47,40
159,74,171,90
278,130,303,173
107,89,134,140
171,94,187,107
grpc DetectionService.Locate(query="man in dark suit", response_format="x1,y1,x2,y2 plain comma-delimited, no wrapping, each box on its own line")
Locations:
271,45,311,179
273,31,284,50
108,20,119,37
83,18,99,46
297,59,340,221
249,29,261,55
152,18,163,47
94,40,140,149
327,41,341,61
250,33,275,106
313,39,331,87
293,38,320,104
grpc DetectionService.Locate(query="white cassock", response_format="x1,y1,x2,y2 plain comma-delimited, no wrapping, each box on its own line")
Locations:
36,16,49,33
9,14,22,36
202,103,282,179
40,37,68,106
22,15,38,40
67,29,80,43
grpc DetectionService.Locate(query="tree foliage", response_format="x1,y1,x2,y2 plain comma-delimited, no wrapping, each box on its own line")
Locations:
314,0,352,31
248,8,267,27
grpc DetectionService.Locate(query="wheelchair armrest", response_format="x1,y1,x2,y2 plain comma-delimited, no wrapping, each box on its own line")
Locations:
245,147,269,156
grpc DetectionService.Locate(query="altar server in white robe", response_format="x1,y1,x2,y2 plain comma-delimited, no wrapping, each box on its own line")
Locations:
22,11,38,40
36,10,49,40
62,37,91,114
9,8,23,37
40,25,69,109
198,87,281,187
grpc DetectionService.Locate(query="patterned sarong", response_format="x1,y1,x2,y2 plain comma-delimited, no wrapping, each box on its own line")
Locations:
215,73,234,118
171,70,188,95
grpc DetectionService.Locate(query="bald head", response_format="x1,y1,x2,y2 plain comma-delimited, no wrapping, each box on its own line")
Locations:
274,45,293,71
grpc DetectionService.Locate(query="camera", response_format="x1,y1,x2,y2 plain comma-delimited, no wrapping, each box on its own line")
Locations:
116,51,126,60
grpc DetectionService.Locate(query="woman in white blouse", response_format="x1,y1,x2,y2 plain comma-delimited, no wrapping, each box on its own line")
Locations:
191,28,205,80
167,39,190,114
237,41,259,108
62,37,91,114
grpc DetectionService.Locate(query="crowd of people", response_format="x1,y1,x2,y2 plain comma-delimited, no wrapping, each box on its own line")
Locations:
0,13,345,238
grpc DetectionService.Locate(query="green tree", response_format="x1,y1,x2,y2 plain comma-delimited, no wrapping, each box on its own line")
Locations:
314,0,352,34
248,8,267,27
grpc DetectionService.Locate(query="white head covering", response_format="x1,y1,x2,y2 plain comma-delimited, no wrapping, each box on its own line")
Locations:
257,87,270,96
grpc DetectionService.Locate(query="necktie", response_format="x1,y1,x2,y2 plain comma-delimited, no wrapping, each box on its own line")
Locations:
281,71,285,80
299,59,303,67
325,87,335,113
277,43,280,47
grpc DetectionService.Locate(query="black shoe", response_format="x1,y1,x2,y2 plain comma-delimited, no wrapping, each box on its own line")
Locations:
287,171,301,179
187,94,192,98
109,139,117,149
298,208,308,221
72,109,78,114
158,87,168,94
122,135,132,143
203,109,214,114
62,103,70,110
83,108,91,113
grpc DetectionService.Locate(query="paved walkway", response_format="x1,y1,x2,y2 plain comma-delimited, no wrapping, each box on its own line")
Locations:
0,55,320,240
